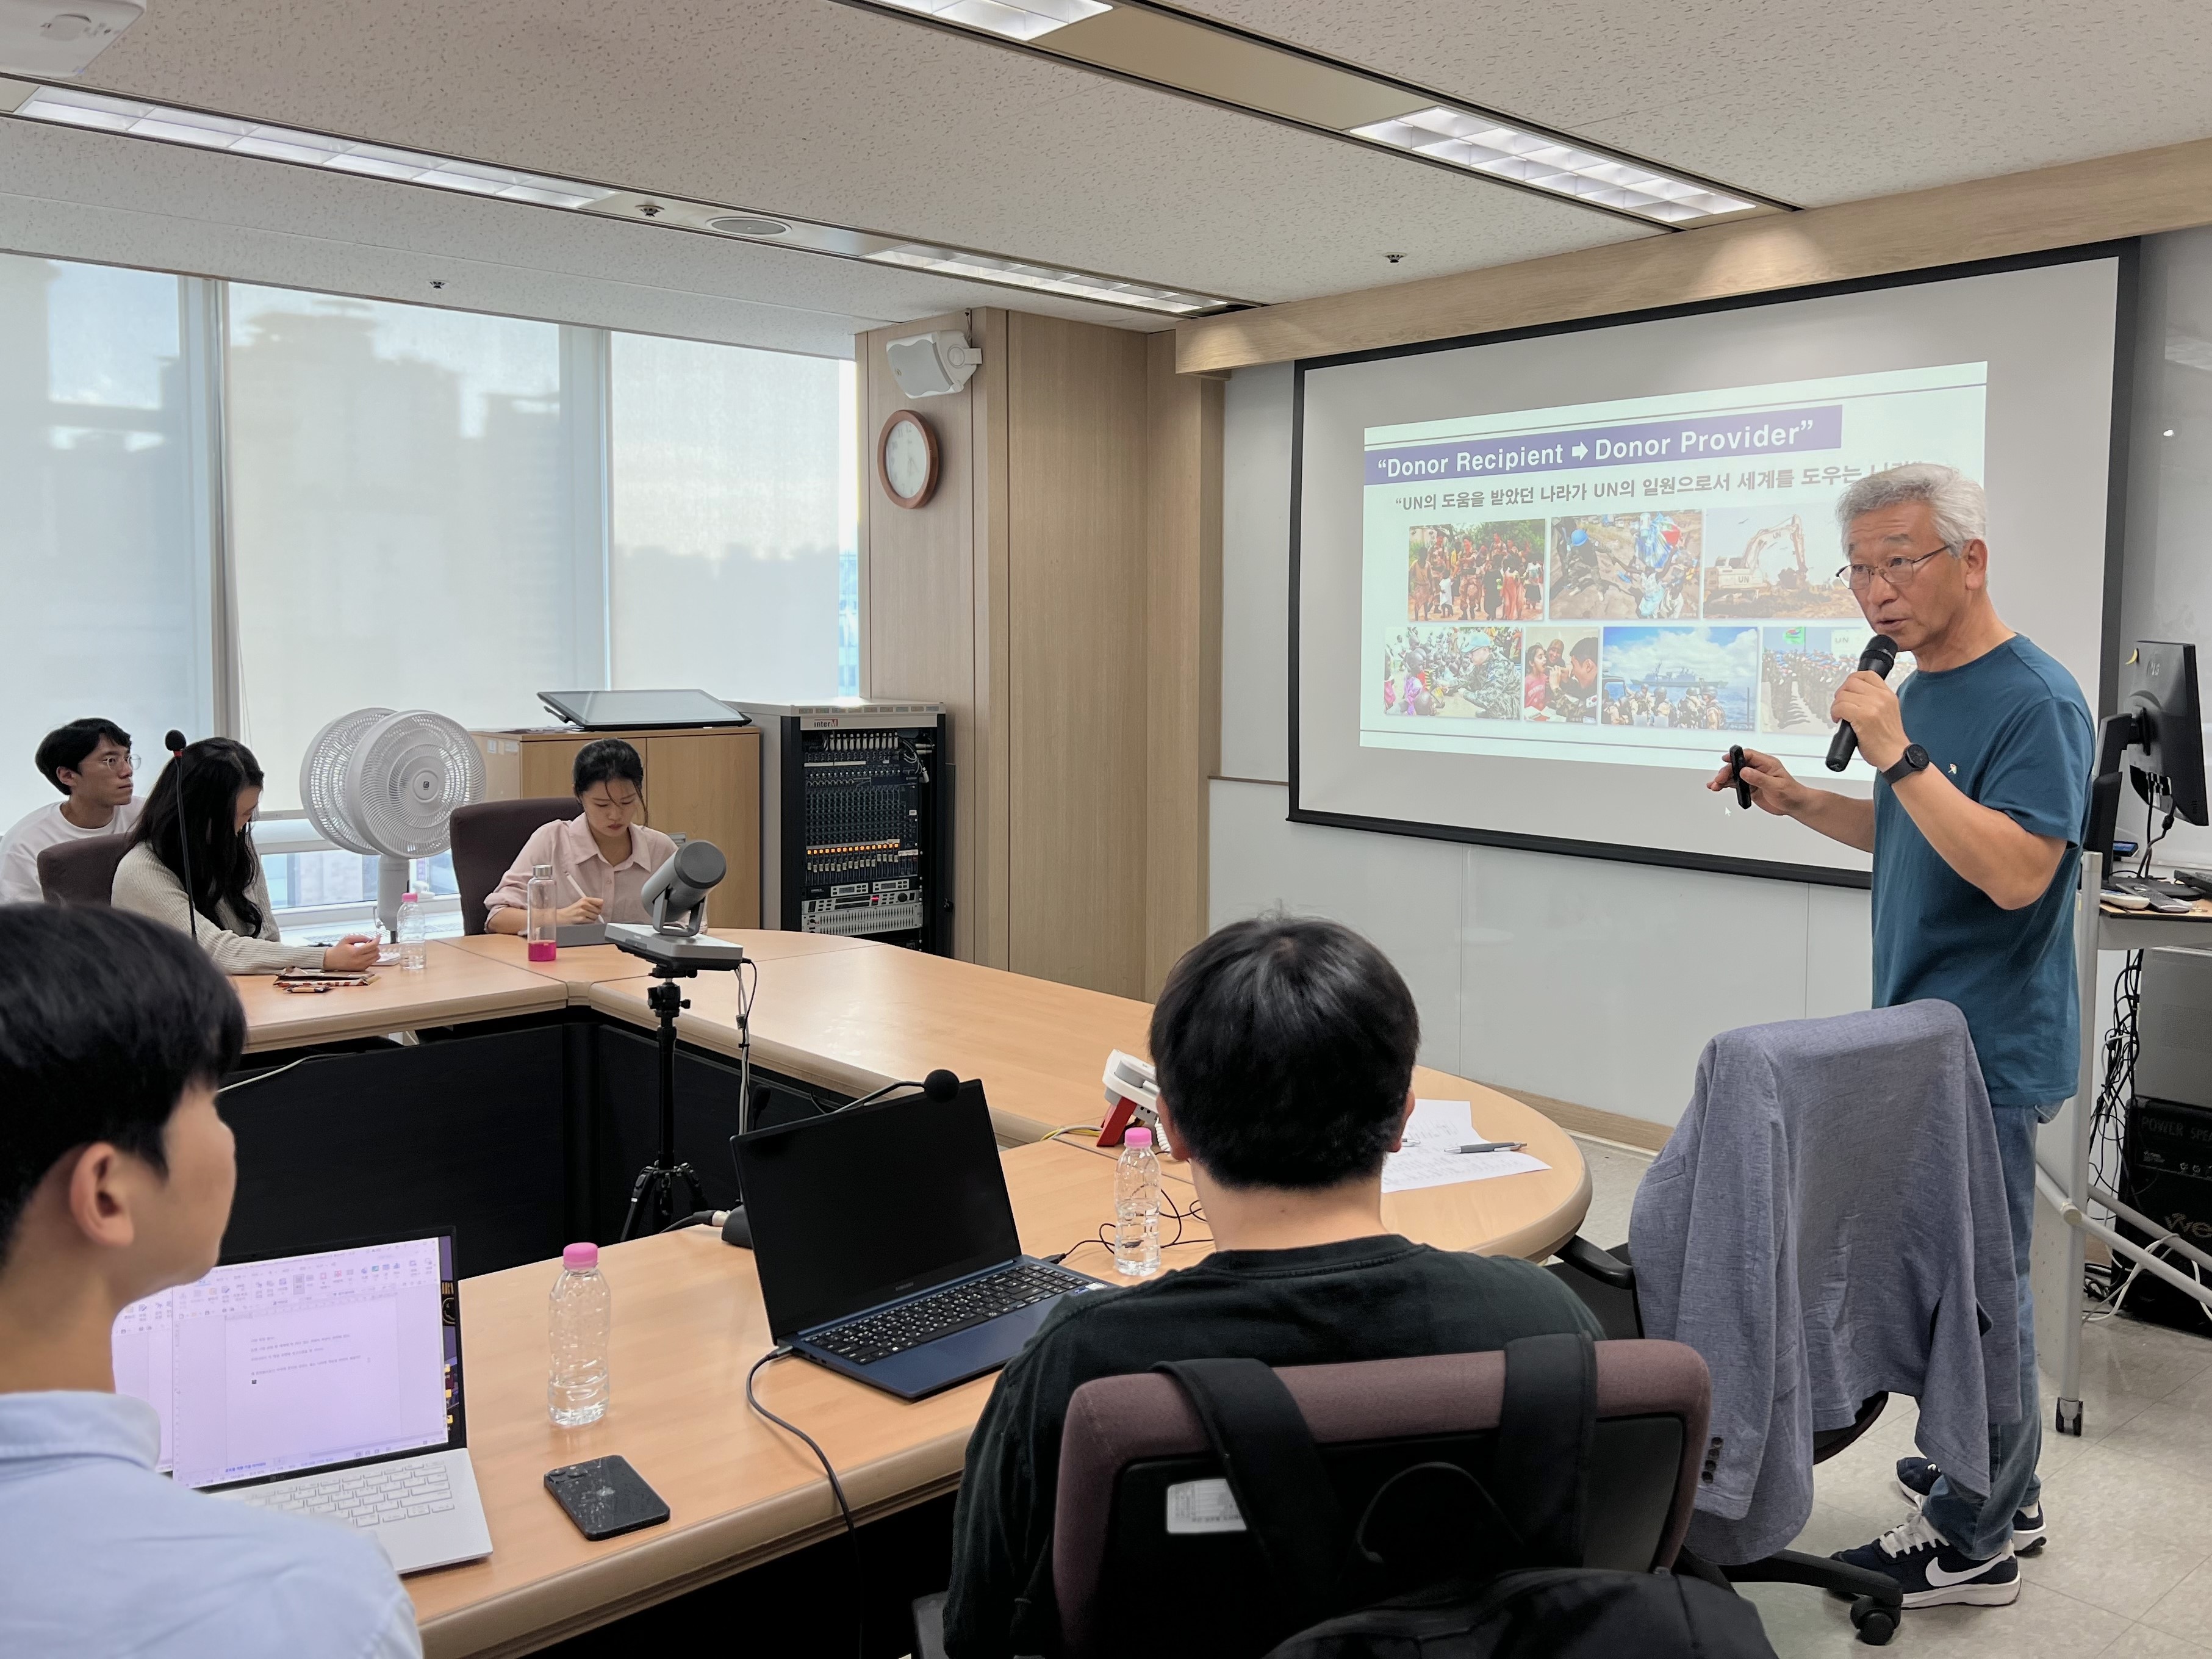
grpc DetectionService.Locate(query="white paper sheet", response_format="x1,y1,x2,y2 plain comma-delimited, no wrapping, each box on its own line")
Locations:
1381,1098,1551,1194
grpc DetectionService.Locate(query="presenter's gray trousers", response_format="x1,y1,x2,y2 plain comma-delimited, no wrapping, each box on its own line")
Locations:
1923,1100,2052,1559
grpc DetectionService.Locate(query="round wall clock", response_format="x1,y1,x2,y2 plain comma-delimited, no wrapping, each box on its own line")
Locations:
878,409,941,509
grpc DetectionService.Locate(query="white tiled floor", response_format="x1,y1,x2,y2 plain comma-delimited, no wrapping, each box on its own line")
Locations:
1567,1135,2212,1658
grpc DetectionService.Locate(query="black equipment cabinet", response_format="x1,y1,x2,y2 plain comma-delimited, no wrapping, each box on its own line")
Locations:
737,700,951,955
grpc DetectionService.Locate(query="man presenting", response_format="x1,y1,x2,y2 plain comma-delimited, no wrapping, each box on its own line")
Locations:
1707,464,2092,1609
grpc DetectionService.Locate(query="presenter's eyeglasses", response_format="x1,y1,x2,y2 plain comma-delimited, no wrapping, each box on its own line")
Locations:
1834,544,1953,592
85,750,137,772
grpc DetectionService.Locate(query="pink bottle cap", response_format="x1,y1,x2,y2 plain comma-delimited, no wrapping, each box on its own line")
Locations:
1124,1126,1152,1148
562,1242,598,1270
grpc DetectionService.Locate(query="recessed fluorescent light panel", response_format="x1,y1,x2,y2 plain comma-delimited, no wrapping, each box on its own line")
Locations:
833,0,1778,227
872,0,1108,43
2,81,1241,316
1349,107,1754,223
13,84,617,206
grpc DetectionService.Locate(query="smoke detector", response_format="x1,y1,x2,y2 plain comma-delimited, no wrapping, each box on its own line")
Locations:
0,0,143,76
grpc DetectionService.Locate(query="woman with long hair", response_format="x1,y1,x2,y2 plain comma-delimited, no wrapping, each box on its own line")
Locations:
483,738,680,932
111,738,379,975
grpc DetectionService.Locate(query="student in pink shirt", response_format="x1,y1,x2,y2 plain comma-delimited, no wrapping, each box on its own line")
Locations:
482,739,679,931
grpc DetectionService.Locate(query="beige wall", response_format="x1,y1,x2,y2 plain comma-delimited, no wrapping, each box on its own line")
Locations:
858,311,1219,1000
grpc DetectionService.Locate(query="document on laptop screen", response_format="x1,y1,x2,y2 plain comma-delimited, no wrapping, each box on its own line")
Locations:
112,1236,454,1489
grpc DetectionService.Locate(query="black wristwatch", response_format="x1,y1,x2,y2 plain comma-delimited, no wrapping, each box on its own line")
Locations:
1882,743,1931,784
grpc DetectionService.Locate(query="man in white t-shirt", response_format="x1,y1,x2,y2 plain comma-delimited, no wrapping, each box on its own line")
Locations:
0,719,139,904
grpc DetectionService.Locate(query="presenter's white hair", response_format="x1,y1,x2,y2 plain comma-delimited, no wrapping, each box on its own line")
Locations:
1834,463,1986,553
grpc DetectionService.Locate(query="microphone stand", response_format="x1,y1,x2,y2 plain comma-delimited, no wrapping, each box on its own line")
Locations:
167,740,198,945
619,958,709,1243
611,896,750,1242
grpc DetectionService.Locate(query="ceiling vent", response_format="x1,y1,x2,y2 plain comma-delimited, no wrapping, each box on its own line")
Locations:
0,0,142,77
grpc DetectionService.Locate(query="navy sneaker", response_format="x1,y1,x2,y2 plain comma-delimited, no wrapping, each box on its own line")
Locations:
1834,1510,2020,1608
1895,1456,2047,1554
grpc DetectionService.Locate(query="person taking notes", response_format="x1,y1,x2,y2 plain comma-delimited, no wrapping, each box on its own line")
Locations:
0,719,141,904
0,905,420,1658
483,738,678,932
112,738,379,976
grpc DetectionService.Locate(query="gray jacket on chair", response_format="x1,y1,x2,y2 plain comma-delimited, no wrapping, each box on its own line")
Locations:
1627,1001,2020,1564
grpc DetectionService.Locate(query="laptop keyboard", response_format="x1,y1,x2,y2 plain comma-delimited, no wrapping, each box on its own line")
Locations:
231,1459,453,1529
810,1261,1096,1365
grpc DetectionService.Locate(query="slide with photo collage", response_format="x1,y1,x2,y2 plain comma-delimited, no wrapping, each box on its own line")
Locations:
1387,505,1873,736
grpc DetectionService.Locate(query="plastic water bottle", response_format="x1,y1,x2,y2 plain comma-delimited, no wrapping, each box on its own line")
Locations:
395,891,428,972
1114,1127,1163,1278
526,863,558,963
547,1242,611,1427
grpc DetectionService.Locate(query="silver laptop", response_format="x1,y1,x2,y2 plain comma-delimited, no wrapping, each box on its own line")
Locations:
111,1230,493,1575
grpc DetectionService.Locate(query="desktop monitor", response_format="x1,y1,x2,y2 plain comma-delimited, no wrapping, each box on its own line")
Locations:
2120,642,2208,829
2091,641,2207,861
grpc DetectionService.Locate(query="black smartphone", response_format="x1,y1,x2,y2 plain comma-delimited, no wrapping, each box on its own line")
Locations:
545,1455,670,1541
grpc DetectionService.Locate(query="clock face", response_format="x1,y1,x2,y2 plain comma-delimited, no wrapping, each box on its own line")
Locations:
880,411,938,508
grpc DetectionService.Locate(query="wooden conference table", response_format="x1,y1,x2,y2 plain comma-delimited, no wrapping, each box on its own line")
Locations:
235,932,1591,1656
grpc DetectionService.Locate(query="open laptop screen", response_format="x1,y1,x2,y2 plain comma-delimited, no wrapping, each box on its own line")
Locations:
111,1234,463,1491
740,1083,1022,1341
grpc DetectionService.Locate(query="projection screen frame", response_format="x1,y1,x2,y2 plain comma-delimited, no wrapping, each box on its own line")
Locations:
1287,239,2138,889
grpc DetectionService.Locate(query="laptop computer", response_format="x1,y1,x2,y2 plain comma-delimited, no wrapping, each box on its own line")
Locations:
110,1229,494,1575
737,1082,1109,1400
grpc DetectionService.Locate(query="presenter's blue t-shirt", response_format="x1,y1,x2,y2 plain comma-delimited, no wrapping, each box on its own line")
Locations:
1871,635,2094,1108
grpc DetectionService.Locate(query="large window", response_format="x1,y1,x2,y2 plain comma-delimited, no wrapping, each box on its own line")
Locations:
0,254,855,930
609,334,854,700
0,254,212,828
228,288,597,808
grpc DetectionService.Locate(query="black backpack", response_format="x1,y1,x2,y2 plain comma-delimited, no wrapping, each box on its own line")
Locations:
1152,1334,1777,1659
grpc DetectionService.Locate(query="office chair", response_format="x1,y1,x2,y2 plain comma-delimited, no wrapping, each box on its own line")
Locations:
447,797,580,935
1046,1340,1714,1659
1550,1238,1903,1645
37,835,131,906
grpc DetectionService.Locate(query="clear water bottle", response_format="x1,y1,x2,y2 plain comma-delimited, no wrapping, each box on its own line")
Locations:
526,862,558,963
395,891,428,972
1114,1126,1163,1278
547,1241,610,1427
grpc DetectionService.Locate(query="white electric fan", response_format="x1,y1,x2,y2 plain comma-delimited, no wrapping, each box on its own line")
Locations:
300,708,486,939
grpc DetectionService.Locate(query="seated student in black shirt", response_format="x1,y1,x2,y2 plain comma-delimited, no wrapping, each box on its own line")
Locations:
943,915,1603,1658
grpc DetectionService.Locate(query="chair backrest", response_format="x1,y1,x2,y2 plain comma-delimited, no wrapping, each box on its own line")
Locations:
1053,1341,1711,1659
37,835,131,907
448,797,578,935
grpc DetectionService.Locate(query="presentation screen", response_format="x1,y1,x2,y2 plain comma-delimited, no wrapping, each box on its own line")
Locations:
1293,251,2125,881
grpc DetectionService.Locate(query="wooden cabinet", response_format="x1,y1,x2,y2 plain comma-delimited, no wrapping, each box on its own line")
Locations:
470,725,761,927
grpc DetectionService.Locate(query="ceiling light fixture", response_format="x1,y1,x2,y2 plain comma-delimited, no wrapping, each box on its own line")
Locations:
1349,106,1754,223
0,77,1243,317
12,83,617,207
872,0,1108,43
831,0,1779,228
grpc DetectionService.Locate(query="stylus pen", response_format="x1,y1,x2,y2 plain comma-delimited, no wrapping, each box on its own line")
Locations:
1453,1142,1528,1154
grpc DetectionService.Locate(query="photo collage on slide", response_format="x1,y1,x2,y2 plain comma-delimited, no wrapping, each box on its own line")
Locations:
1384,507,1867,736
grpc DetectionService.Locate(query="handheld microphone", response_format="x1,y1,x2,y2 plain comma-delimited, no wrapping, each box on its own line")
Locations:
1825,635,1900,772
162,730,198,942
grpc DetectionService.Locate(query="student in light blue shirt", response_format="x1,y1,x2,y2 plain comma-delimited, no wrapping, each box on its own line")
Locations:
0,904,420,1659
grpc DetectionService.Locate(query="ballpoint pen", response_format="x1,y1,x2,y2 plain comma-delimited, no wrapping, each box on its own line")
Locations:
1453,1141,1527,1154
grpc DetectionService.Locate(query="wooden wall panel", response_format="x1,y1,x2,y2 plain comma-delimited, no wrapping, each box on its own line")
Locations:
1177,134,2212,372
1005,314,1151,998
857,309,999,965
1144,334,1223,997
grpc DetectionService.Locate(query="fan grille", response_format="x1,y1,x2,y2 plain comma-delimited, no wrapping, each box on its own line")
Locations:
299,707,484,860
